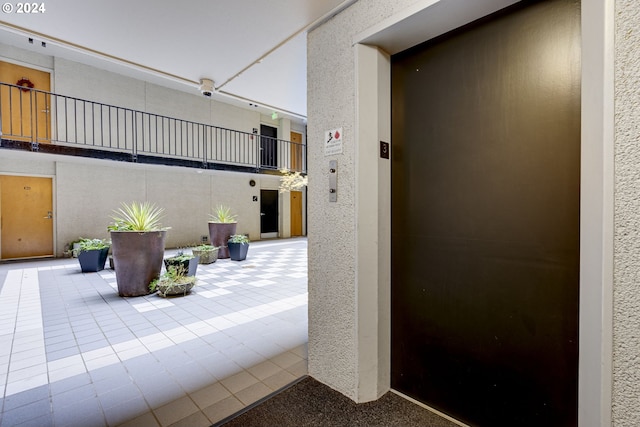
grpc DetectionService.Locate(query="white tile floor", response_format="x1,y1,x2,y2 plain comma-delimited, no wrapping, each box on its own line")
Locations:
0,238,308,427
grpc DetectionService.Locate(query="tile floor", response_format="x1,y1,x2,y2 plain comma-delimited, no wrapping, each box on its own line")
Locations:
0,238,308,427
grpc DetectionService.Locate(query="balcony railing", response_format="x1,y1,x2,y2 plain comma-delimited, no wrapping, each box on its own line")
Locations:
0,82,307,173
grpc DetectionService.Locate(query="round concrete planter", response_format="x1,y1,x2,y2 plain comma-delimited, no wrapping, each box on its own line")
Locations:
110,230,167,297
208,222,237,259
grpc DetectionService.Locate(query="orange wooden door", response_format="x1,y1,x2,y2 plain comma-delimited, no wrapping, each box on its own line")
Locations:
290,191,302,236
1,175,54,259
290,131,303,172
0,61,51,143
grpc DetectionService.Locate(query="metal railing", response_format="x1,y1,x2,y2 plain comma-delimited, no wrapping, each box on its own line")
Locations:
0,82,307,173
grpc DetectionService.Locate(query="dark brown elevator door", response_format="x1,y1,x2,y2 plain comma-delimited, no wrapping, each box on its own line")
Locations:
390,1,580,426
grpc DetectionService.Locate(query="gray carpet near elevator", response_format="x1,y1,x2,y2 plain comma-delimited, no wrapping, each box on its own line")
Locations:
217,377,460,427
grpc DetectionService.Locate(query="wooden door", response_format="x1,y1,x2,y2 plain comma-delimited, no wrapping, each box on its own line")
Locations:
0,61,51,143
290,191,302,236
1,175,54,259
290,131,303,172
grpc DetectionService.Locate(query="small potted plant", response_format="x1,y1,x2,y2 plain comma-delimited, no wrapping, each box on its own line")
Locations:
163,251,199,277
208,205,237,259
227,234,250,261
192,244,219,264
77,238,110,272
149,265,196,298
68,238,83,258
108,201,169,297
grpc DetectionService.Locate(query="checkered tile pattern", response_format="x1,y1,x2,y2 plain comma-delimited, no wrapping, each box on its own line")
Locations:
0,238,308,427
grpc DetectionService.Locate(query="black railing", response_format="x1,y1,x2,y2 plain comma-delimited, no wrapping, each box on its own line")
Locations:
0,82,306,173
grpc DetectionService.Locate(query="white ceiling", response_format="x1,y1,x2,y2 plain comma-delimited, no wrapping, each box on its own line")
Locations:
0,0,355,120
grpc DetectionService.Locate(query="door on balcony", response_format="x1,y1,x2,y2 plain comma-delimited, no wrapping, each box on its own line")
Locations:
260,125,278,169
0,61,51,143
1,175,54,259
260,190,278,238
290,131,303,172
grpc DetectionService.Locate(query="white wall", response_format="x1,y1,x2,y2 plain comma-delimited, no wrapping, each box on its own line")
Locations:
307,0,416,402
613,0,640,425
0,146,280,257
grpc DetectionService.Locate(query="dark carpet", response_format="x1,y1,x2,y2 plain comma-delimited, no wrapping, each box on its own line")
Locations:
216,377,460,427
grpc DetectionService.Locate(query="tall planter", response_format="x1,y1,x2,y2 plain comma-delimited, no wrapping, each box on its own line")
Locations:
208,222,237,259
110,230,167,297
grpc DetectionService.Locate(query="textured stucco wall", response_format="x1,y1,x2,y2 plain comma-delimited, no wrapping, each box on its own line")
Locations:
306,0,416,400
614,0,640,425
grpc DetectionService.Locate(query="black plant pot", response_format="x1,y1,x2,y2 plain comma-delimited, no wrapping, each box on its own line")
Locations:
164,256,199,277
208,222,237,259
78,247,110,272
228,242,249,261
110,230,167,297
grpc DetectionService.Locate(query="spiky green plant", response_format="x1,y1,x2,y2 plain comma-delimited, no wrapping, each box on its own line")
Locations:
209,205,237,223
108,201,166,231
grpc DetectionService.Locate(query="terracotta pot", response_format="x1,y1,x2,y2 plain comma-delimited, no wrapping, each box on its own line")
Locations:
110,230,167,297
208,222,237,259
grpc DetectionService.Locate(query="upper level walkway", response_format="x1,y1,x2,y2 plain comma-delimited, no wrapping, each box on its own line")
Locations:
0,82,306,175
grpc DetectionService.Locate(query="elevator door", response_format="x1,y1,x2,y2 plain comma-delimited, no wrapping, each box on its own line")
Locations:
390,1,580,426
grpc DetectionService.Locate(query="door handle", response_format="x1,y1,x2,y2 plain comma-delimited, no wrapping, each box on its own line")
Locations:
41,108,50,114
260,213,266,216
44,211,53,219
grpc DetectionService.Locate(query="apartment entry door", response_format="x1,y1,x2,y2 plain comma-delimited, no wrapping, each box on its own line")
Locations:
0,175,54,259
0,61,51,143
260,125,278,169
390,1,580,426
290,191,303,236
260,190,278,238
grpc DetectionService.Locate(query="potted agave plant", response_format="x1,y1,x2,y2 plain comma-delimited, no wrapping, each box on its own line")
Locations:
108,201,169,297
149,265,196,298
191,244,219,264
227,234,250,261
208,205,237,259
77,238,110,272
